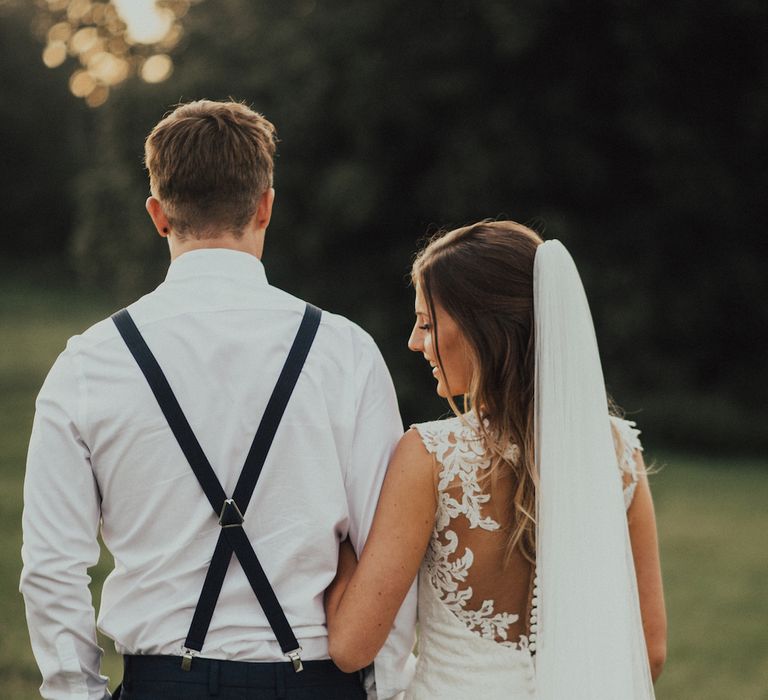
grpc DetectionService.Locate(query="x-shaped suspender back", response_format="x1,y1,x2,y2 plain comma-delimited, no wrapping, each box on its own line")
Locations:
112,304,322,673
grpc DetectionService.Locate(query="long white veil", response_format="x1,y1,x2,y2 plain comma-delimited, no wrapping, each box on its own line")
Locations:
533,240,655,699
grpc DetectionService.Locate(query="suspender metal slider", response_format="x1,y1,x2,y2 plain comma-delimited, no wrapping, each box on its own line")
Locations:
286,648,304,673
181,647,197,671
219,498,245,528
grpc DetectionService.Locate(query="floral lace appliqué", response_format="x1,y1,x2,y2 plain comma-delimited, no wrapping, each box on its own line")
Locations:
414,412,642,649
610,416,644,510
415,414,523,647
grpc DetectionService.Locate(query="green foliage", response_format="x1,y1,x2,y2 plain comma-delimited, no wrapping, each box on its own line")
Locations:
0,2,84,259
1,0,766,449
68,102,167,297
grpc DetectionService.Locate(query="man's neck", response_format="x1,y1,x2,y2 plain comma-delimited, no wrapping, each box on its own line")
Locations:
168,230,265,261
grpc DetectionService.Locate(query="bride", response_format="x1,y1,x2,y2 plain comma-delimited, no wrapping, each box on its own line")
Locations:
324,221,667,698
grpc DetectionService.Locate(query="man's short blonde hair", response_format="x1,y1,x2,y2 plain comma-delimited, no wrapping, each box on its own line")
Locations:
144,100,277,238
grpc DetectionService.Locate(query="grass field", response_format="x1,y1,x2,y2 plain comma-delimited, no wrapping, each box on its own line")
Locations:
1,278,767,699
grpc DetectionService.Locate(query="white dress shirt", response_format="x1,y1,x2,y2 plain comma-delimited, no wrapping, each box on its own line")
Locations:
21,249,417,700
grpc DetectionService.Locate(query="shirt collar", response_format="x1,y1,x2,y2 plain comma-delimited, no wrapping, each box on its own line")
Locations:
164,248,268,285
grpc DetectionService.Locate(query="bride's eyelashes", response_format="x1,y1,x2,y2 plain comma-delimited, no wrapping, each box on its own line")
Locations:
418,323,432,331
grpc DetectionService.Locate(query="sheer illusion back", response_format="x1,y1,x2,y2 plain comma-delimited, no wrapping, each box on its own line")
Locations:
416,412,535,649
405,412,643,700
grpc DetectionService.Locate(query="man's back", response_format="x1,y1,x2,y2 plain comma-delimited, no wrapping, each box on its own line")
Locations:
21,249,410,696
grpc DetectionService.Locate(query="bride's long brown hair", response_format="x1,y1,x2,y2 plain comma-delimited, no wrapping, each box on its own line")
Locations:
412,220,543,564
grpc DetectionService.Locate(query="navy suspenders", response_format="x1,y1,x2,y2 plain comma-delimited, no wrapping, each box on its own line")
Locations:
111,304,322,673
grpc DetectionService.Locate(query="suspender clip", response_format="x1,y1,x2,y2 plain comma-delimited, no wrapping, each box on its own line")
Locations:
219,498,245,528
180,647,197,671
286,648,304,673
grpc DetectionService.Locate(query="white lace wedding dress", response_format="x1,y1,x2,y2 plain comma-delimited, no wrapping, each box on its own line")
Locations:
404,412,643,700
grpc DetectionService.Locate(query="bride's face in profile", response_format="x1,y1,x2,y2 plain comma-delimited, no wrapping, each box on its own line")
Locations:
408,283,473,398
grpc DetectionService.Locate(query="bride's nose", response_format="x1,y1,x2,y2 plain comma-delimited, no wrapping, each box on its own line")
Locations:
407,328,422,353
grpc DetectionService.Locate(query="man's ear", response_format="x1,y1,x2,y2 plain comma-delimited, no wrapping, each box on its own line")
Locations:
146,197,172,237
255,188,275,231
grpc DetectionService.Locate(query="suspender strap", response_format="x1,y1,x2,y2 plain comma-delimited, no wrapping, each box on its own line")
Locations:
231,305,323,514
112,304,322,672
110,310,228,515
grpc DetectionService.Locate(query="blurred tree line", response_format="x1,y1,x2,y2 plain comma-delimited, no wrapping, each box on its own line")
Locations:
1,0,766,452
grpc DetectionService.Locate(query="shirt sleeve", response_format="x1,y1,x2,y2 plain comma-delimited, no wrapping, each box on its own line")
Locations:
20,343,110,700
345,334,417,700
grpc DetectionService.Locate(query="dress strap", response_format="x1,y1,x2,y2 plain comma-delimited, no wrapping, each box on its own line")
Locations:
610,416,644,509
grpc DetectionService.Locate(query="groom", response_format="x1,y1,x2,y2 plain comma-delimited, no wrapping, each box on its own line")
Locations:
20,100,416,699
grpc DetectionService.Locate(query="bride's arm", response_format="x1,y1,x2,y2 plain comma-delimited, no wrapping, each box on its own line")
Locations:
626,452,667,682
324,538,358,624
326,428,436,673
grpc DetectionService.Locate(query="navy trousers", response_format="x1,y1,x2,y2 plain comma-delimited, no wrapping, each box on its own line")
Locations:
114,655,366,700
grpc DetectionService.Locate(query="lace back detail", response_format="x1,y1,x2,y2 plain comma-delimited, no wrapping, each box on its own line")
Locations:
413,412,644,651
413,413,532,650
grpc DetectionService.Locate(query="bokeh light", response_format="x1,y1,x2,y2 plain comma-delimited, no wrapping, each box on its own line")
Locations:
113,0,175,44
42,40,68,68
33,0,200,106
140,53,173,83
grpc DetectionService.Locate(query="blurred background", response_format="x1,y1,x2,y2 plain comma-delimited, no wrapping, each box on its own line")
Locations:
1,0,766,698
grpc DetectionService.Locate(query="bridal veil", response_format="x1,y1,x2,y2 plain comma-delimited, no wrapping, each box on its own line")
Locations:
533,240,655,699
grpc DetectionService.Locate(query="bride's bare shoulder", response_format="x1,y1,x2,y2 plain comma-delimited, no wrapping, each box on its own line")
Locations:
392,426,434,468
